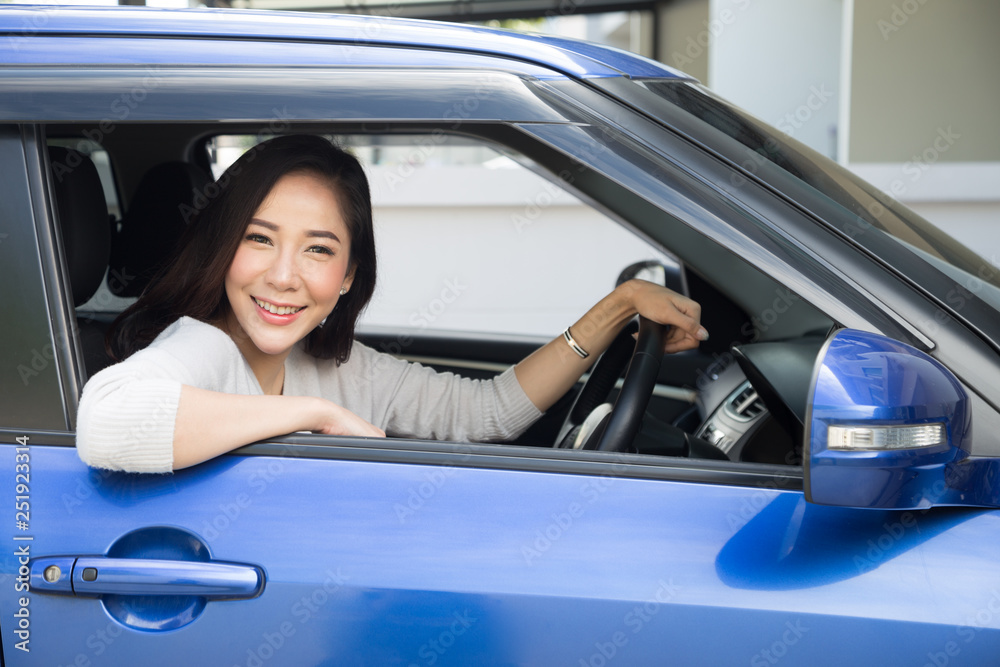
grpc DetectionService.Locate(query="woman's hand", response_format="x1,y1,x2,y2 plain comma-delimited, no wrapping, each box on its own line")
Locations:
309,397,386,438
618,279,708,353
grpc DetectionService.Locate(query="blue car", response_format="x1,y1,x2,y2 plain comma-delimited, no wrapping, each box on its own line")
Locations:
2,6,999,665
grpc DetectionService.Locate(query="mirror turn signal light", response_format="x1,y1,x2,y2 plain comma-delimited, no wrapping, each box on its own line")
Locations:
826,423,946,451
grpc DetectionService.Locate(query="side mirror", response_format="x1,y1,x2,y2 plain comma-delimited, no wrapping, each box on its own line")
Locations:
805,329,991,509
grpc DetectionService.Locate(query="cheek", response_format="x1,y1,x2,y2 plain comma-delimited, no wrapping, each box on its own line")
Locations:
226,247,260,293
305,261,349,304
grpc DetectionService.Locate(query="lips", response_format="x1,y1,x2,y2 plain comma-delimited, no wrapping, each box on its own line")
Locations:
253,296,305,315
252,296,306,324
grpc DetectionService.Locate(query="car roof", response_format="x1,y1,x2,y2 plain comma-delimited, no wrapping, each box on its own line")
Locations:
0,5,695,81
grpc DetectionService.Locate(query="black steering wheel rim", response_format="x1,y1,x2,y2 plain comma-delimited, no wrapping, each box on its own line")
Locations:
554,317,667,452
595,317,667,452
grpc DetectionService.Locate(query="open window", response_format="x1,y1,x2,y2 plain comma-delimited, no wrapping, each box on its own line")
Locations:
42,119,839,470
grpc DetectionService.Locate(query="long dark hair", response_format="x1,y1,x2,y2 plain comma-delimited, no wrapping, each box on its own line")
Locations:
107,134,377,364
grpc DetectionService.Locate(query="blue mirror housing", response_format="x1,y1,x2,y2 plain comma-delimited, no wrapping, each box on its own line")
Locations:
805,329,984,509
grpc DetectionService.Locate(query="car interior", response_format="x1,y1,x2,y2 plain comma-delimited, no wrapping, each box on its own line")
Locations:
44,122,837,469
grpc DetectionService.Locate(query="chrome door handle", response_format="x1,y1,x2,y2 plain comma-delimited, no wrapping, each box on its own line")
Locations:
31,556,264,599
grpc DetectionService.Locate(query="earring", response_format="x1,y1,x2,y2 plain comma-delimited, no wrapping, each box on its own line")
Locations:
339,287,347,295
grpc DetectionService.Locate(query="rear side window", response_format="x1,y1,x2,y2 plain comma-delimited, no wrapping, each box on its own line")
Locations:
47,137,133,314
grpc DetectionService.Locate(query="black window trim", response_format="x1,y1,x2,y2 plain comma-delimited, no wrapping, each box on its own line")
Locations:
0,428,804,491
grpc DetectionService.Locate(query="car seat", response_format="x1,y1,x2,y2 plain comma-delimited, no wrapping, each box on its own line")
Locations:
47,145,113,377
108,161,213,297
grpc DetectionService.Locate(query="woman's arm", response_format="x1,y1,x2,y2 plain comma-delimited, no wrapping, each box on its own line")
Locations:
76,318,385,473
172,387,384,470
513,279,708,412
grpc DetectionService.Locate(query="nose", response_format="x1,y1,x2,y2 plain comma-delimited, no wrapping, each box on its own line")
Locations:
265,247,301,291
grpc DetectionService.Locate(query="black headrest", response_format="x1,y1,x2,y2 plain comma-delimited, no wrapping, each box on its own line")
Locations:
109,161,213,297
48,146,111,307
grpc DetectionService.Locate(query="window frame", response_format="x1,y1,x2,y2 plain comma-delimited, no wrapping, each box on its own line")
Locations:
17,62,845,486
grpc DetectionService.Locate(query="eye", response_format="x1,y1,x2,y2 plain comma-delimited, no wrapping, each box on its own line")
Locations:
246,233,272,245
307,245,335,255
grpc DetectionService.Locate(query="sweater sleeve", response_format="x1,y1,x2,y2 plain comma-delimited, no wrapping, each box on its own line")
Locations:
75,317,253,473
348,344,542,442
76,350,187,473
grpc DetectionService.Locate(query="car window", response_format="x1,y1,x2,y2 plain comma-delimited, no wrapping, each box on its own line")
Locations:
47,137,121,220
41,117,823,471
47,136,135,314
208,133,678,338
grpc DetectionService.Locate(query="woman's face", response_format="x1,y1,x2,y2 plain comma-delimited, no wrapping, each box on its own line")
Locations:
225,170,354,360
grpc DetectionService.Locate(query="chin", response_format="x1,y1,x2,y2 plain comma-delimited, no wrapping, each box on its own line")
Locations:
245,329,305,357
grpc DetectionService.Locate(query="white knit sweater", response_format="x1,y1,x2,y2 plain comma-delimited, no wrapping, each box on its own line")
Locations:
76,317,542,472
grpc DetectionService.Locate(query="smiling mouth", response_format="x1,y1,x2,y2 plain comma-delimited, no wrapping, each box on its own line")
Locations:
253,297,306,316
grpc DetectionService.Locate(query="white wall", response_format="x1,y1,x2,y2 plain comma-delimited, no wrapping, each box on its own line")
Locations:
849,162,1000,263
362,164,674,337
708,0,843,159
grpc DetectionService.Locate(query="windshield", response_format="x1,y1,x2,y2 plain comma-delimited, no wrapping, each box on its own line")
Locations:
638,80,1000,299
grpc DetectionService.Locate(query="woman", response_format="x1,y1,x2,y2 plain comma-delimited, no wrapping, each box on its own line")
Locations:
77,134,708,473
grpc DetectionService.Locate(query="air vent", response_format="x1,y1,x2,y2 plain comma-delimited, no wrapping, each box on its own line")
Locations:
724,381,766,422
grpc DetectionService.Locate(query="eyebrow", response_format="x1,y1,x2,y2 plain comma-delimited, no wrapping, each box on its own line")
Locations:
249,218,341,243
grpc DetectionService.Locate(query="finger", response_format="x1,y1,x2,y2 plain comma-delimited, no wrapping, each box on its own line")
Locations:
654,299,707,342
664,339,699,354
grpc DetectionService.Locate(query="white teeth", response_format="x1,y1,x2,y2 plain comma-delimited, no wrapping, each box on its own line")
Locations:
254,298,303,316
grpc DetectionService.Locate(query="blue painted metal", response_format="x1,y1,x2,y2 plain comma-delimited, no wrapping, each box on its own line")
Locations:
0,6,694,81
806,329,1000,509
0,36,563,78
3,444,1000,665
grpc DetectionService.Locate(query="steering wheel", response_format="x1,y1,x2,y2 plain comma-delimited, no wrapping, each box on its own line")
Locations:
555,317,667,452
